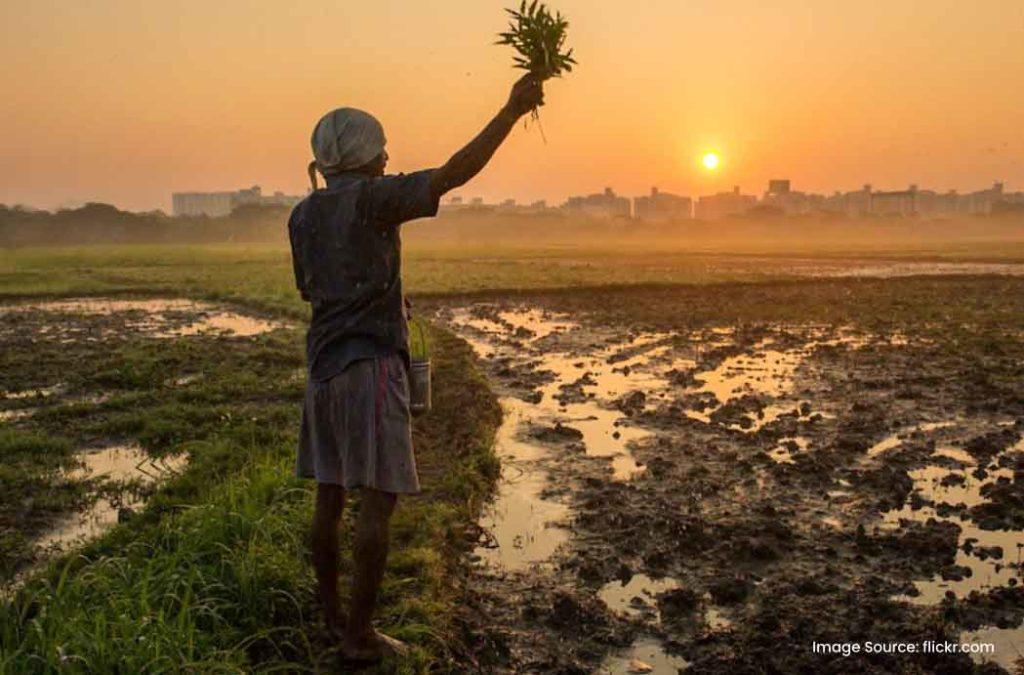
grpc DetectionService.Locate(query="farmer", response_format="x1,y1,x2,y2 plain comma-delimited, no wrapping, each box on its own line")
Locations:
288,73,544,662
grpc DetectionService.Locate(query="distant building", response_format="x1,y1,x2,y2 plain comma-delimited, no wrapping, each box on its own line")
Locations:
821,184,872,217
760,180,826,215
695,186,757,220
171,185,303,217
870,185,918,217
963,182,1006,215
913,189,958,217
262,190,305,208
440,195,493,214
812,181,1024,218
633,187,692,221
440,194,554,216
562,187,631,219
995,187,1024,213
496,198,552,215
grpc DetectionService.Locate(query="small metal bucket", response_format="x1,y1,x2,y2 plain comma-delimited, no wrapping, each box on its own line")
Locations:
409,358,431,417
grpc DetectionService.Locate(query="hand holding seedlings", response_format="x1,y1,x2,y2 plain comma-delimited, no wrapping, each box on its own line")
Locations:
423,2,570,197
506,73,545,117
497,1,575,123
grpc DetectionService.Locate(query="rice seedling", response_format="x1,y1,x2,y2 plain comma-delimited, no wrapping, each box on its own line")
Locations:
497,0,576,136
497,1,576,81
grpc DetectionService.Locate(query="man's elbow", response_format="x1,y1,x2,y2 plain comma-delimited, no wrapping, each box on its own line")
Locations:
429,166,462,200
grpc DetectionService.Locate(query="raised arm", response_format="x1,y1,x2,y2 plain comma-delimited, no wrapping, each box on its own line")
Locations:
429,73,544,199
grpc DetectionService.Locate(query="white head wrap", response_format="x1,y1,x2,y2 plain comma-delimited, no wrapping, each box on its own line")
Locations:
310,108,386,176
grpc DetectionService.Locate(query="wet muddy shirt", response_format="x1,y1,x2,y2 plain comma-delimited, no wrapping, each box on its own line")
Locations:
288,169,439,382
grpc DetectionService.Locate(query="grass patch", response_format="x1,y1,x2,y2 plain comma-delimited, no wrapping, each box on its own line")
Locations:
0,249,501,671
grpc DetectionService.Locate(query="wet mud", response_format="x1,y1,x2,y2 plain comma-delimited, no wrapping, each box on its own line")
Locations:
36,443,188,554
429,289,1024,674
0,297,283,342
0,297,286,580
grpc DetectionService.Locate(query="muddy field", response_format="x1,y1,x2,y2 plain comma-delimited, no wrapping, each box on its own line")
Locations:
424,277,1024,674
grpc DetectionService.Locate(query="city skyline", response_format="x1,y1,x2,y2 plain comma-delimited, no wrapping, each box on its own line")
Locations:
448,178,1022,220
2,1,1023,212
158,176,1021,220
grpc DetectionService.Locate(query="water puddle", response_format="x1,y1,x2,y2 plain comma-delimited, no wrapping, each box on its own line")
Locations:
450,307,575,353
2,384,65,400
695,346,801,403
448,306,671,481
933,446,976,464
165,373,204,387
599,574,681,622
866,421,958,458
868,428,1024,670
444,304,684,668
821,516,844,529
959,624,1024,671
1,390,114,425
37,444,187,553
1,298,283,339
0,409,36,422
474,398,570,571
796,261,1024,279
770,436,810,464
705,606,733,632
680,328,882,432
599,637,690,674
882,435,1023,602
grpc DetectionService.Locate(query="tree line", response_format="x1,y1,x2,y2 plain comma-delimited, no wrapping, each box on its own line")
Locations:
0,202,293,247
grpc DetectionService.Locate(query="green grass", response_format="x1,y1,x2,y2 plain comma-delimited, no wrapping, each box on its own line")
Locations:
4,239,1024,304
0,248,502,672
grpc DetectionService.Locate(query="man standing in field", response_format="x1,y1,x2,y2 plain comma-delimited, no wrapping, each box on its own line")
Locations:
288,74,544,662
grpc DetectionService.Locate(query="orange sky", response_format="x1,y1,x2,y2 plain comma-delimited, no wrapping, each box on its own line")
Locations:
2,0,1022,212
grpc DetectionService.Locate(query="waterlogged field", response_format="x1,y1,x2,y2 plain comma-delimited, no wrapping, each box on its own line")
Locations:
2,242,1024,673
423,277,1024,674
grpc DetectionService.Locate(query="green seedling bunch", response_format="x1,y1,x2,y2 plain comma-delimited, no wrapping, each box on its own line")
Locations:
497,0,575,136
497,1,576,81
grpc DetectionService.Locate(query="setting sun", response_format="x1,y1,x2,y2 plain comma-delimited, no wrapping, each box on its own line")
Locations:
702,152,720,171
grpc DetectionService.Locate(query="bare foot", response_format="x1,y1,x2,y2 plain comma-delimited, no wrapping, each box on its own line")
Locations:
340,630,410,662
324,612,348,642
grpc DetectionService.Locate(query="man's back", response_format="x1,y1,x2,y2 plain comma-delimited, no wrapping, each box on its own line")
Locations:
288,170,438,382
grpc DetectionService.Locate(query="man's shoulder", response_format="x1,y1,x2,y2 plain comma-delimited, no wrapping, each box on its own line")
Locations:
288,196,310,227
368,169,437,203
374,168,435,185
290,188,343,217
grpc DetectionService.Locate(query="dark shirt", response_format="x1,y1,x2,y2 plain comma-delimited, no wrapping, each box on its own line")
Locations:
288,169,439,382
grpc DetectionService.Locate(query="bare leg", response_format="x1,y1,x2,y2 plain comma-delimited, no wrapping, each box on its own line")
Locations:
342,488,402,660
312,483,346,635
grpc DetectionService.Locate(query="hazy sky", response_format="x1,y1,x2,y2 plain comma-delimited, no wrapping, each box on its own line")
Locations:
2,0,1022,211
